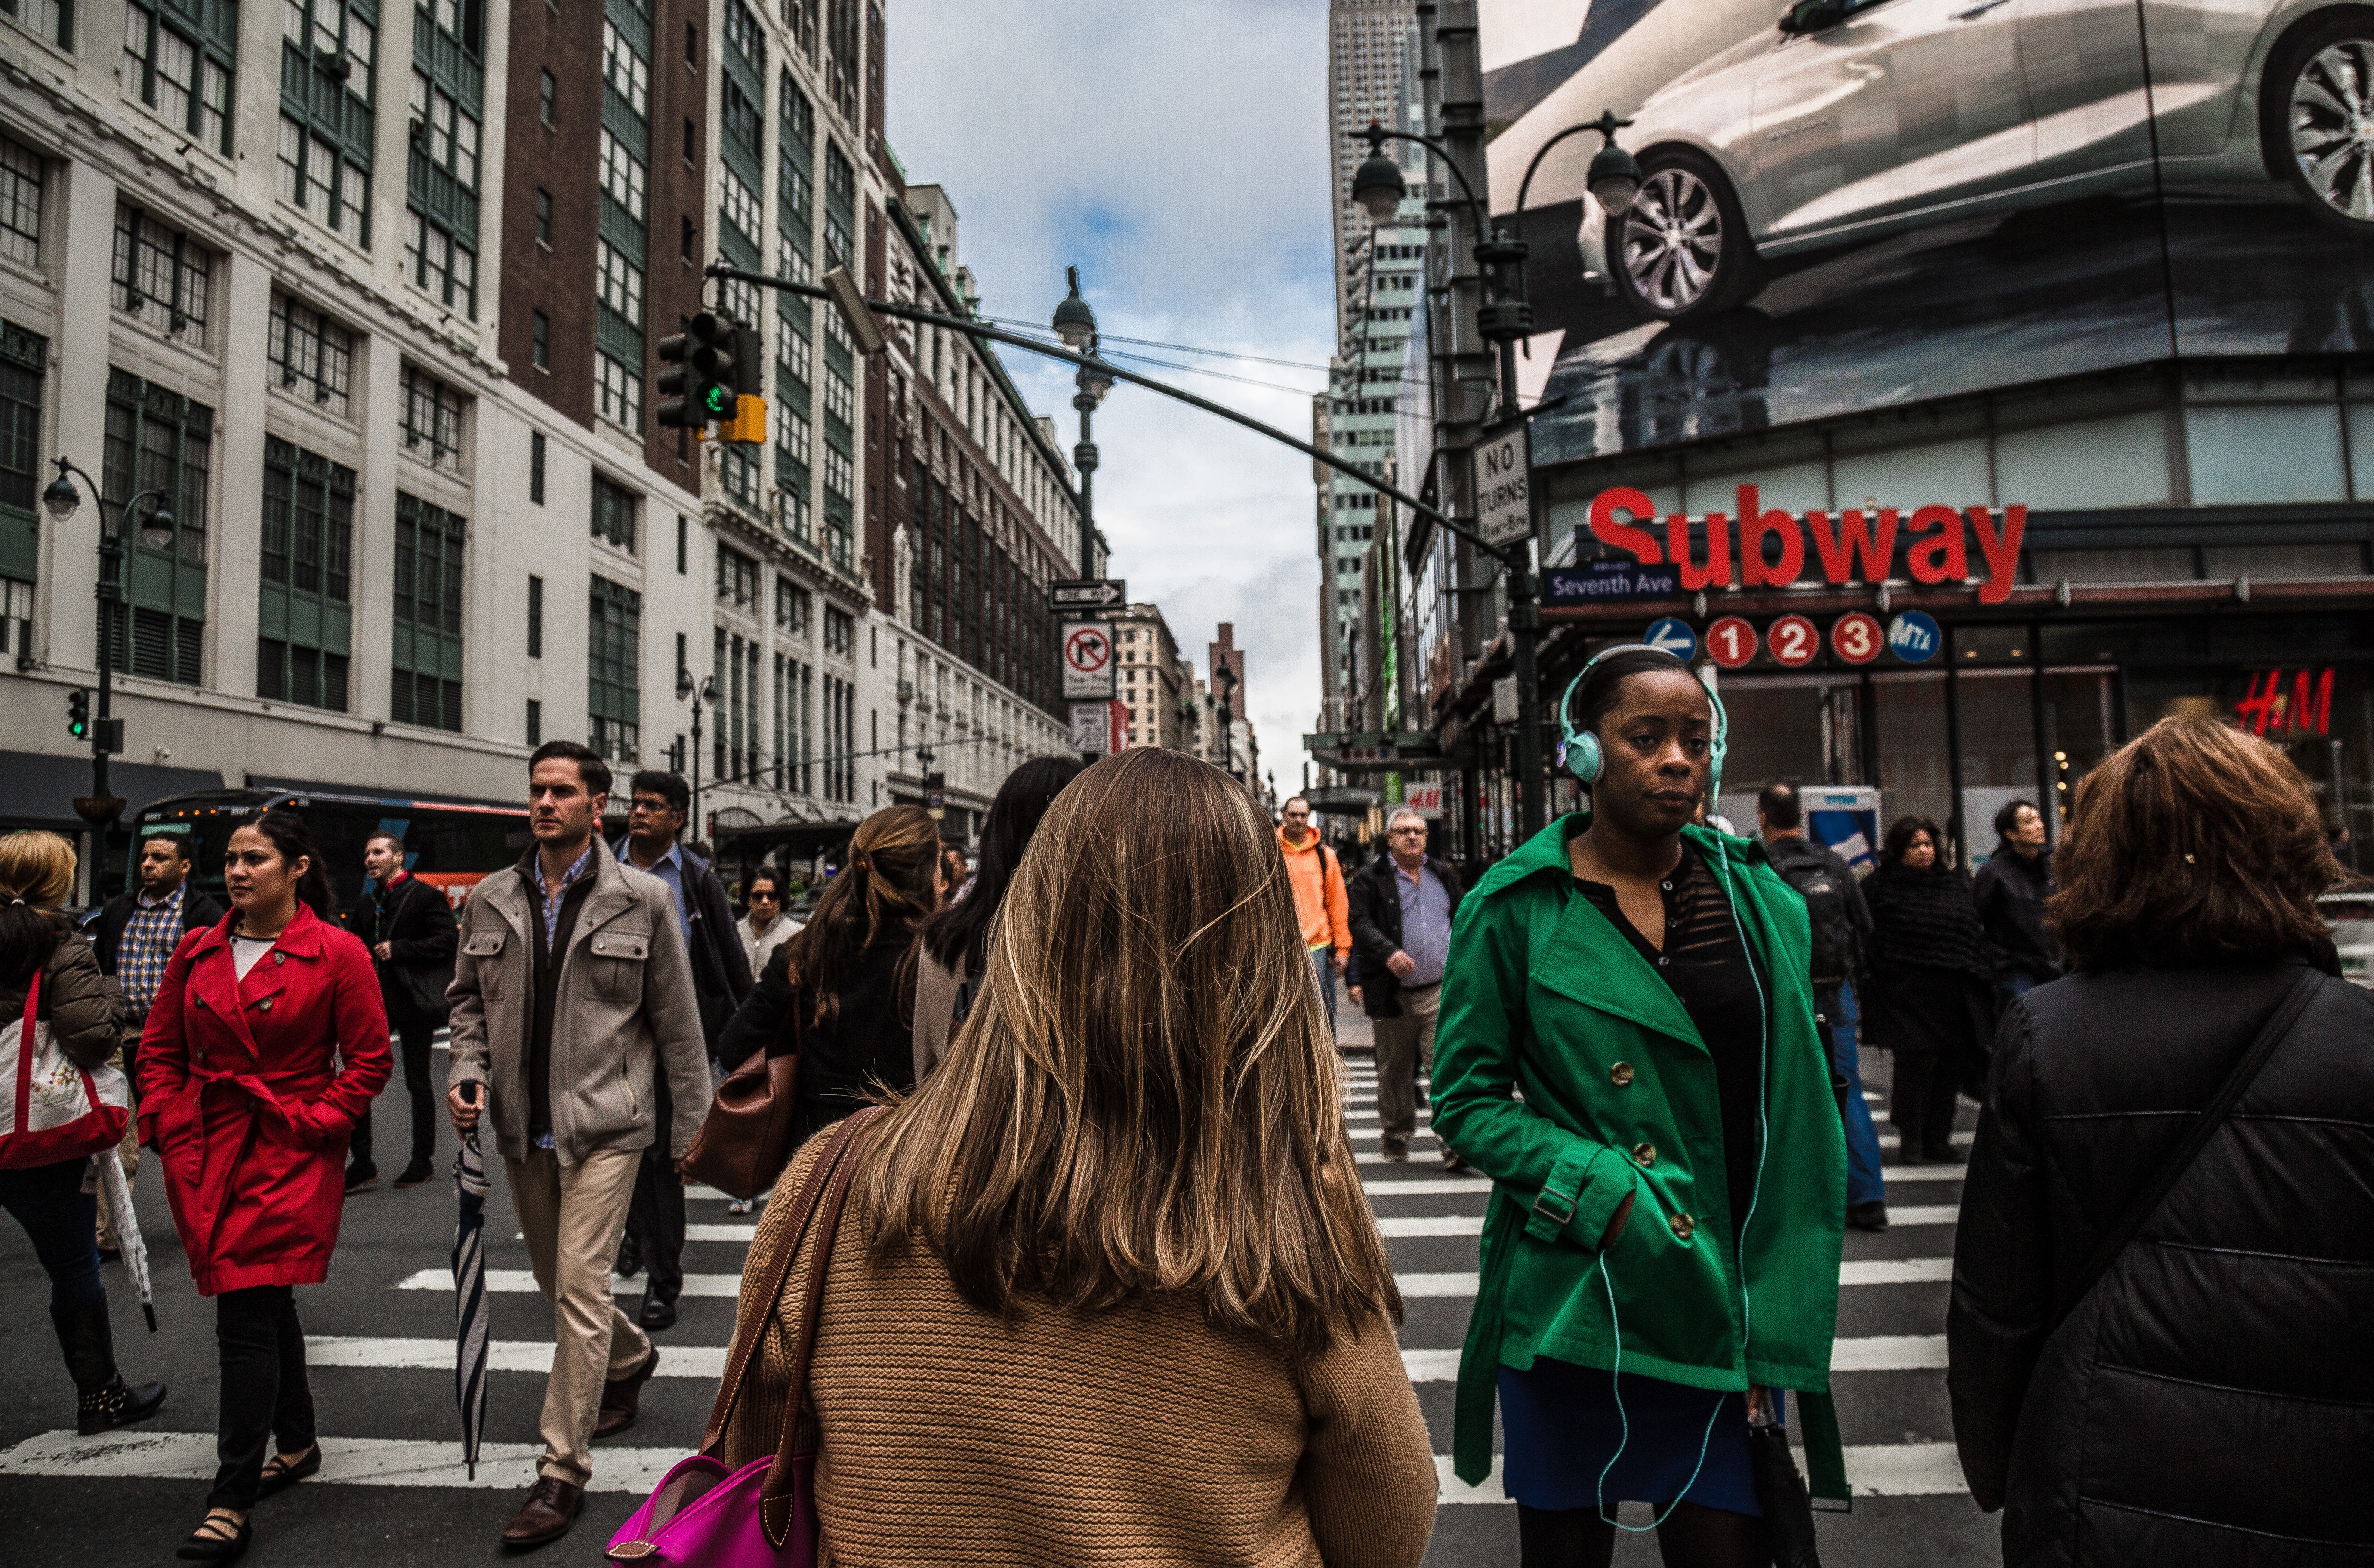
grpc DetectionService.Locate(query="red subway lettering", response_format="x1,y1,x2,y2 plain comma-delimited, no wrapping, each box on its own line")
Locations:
1590,487,1664,564
1967,506,2025,606
1905,505,1968,585
1738,485,1804,587
1805,508,1898,585
1667,510,1732,591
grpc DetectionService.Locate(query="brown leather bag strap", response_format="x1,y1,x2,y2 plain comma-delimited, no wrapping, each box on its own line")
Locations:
698,1108,872,1453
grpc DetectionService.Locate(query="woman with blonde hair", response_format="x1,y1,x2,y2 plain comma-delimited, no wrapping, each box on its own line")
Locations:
1950,717,2371,1565
709,749,1435,1564
0,833,167,1438
712,804,946,1160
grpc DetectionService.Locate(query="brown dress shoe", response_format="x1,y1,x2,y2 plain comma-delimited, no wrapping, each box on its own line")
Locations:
593,1345,660,1439
500,1476,583,1548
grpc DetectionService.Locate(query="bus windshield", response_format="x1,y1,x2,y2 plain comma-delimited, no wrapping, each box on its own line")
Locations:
135,790,532,911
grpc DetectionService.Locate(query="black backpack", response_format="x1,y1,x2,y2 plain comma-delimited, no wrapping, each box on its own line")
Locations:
1766,839,1857,989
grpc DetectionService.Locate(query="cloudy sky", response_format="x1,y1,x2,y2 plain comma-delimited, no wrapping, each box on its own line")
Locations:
886,0,1336,790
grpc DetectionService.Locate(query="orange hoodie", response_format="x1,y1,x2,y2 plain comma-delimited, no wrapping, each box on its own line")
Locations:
1277,826,1350,955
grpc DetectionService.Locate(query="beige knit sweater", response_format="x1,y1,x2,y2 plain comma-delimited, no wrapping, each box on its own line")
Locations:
716,1136,1439,1566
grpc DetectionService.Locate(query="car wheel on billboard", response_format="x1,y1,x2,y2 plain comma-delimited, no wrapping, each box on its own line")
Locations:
2266,19,2374,240
1607,151,1762,323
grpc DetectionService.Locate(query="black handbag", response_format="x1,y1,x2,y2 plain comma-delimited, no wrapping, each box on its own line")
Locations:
1748,1403,1822,1568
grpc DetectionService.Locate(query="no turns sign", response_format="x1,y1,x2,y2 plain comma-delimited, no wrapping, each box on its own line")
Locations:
1061,621,1115,699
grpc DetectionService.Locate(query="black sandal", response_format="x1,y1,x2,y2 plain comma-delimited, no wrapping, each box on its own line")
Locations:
255,1444,321,1500
176,1512,251,1564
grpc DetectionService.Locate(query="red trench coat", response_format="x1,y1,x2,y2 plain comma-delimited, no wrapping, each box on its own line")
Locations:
138,904,391,1296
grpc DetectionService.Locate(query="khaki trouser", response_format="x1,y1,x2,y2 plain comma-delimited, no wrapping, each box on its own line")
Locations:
506,1146,651,1487
94,1033,140,1253
1371,983,1442,1154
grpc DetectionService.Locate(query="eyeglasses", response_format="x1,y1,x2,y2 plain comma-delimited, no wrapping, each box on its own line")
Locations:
628,799,674,816
1389,826,1426,836
748,890,779,901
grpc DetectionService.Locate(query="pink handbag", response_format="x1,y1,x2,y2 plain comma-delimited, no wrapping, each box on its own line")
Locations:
606,1106,885,1565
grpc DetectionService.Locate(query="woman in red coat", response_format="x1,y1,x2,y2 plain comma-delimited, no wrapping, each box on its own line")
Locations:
139,809,389,1565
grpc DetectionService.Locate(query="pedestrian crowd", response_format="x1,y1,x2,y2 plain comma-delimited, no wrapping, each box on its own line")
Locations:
2,650,2368,1568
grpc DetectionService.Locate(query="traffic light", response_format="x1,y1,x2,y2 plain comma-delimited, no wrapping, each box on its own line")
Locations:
722,321,767,445
65,687,89,740
655,311,739,431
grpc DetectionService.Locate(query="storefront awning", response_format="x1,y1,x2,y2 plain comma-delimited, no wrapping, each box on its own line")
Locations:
0,751,227,832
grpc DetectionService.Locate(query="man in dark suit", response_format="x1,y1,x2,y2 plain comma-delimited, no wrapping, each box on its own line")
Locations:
343,831,460,1192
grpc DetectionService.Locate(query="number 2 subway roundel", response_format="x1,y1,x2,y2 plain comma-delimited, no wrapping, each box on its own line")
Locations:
1767,614,1820,668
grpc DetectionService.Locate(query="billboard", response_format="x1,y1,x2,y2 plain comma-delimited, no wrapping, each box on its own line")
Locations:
1483,0,2374,461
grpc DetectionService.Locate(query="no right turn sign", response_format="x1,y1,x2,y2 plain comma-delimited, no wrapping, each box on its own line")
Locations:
1061,621,1115,699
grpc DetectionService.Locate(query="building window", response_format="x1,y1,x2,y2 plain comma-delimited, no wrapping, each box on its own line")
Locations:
589,574,642,763
267,293,355,414
401,364,465,467
823,142,854,263
596,352,641,429
823,605,854,660
534,186,552,245
527,572,543,656
0,134,38,268
111,205,210,336
100,369,210,684
722,444,759,509
722,75,762,167
125,0,236,155
276,3,376,247
675,511,688,574
538,67,555,124
598,130,647,221
774,577,810,635
526,696,541,745
531,310,549,370
720,169,761,250
403,209,477,315
597,241,645,322
392,492,465,731
3,0,69,49
601,20,646,113
258,435,355,712
684,19,697,65
529,431,546,504
0,321,45,598
717,545,758,612
406,0,483,318
591,472,638,552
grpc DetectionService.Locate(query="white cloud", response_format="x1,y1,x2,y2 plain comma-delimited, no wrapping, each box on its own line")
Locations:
888,0,1337,786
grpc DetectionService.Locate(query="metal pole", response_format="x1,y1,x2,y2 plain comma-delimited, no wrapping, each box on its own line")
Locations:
691,700,703,843
1074,364,1097,577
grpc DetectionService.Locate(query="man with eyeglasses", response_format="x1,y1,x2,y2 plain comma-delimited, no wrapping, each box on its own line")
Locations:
1347,808,1467,1167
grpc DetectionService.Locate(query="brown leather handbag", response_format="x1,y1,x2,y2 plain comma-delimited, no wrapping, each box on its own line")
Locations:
681,1001,805,1200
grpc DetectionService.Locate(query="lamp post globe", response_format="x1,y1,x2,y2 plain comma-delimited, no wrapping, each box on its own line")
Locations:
138,503,175,551
1588,141,1644,216
1352,146,1406,226
41,472,78,523
1051,265,1096,349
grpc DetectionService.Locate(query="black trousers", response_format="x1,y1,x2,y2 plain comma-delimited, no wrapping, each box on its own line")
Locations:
352,1008,439,1171
211,1285,315,1511
627,1071,685,1302
1890,1050,1964,1158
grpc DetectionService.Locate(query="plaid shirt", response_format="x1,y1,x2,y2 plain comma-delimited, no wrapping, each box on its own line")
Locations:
118,883,187,1017
538,840,596,948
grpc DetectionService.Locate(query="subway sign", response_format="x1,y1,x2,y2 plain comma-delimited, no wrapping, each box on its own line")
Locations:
1587,486,2029,606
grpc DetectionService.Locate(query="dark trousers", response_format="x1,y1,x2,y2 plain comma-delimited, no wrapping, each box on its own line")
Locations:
211,1285,316,1511
1890,1050,1964,1158
627,1072,684,1302
0,1159,103,1312
352,1007,439,1171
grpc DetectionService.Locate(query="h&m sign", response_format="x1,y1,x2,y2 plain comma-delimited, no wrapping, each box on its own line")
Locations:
1587,486,2028,607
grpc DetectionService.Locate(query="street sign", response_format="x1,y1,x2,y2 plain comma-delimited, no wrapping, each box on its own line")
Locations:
1070,702,1110,752
1768,614,1819,668
1061,620,1115,699
1706,616,1759,669
1831,612,1883,666
1474,423,1533,547
1545,558,1683,604
1887,610,1942,664
1050,578,1126,609
1492,675,1519,724
1643,617,1697,663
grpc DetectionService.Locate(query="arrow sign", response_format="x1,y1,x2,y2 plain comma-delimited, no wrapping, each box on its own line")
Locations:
1061,621,1116,699
1051,579,1127,608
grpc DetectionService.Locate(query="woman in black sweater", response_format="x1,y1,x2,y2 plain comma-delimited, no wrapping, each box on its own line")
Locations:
1862,816,1997,1162
713,805,944,1154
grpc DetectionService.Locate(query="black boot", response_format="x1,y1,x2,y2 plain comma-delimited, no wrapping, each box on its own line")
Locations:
52,1301,167,1436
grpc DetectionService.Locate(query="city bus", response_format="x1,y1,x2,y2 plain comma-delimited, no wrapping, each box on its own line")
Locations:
131,787,533,912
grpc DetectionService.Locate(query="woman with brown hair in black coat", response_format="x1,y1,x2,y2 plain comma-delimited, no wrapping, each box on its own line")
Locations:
1861,816,1996,1163
1949,717,2372,1565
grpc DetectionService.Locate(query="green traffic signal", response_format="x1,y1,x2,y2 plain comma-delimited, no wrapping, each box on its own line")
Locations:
66,687,89,739
699,382,735,418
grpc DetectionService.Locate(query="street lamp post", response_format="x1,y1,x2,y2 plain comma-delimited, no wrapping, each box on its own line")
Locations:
1051,267,1115,579
40,460,173,835
1215,664,1241,782
678,666,718,842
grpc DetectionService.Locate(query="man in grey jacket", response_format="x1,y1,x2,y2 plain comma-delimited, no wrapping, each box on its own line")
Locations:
444,741,711,1549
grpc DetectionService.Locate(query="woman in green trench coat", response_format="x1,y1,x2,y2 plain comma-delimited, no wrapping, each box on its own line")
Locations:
1432,647,1848,1567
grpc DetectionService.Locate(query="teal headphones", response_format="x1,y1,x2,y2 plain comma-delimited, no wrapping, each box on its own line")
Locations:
1556,643,1730,801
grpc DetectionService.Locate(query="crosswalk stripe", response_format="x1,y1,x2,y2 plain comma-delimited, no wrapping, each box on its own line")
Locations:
1395,1334,1949,1382
0,1429,688,1493
393,1269,747,1297
1870,1165,1968,1183
1878,1205,1959,1227
1391,1257,1950,1299
686,1223,759,1242
1366,1177,1492,1195
1378,1214,1481,1237
308,1336,728,1377
1427,1442,1968,1503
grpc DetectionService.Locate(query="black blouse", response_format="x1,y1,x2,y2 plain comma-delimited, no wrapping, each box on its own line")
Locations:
713,930,917,1149
1573,840,1771,1239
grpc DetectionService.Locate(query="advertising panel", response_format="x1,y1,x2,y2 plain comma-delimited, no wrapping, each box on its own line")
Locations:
1483,0,2374,460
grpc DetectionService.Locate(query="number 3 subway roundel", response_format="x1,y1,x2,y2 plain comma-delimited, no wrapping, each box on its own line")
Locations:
1767,614,1820,668
1830,613,1883,666
1704,616,1758,670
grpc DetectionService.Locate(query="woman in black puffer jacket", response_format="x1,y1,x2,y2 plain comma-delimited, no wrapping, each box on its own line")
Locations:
1949,717,2374,1565
1861,815,1997,1162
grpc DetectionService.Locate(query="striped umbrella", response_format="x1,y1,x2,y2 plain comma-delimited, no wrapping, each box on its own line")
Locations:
94,1154,156,1332
450,1107,491,1480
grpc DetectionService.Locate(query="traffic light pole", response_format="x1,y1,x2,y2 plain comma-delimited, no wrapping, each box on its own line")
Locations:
702,261,1544,814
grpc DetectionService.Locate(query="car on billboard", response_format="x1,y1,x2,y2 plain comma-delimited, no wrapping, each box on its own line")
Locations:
1547,0,2374,322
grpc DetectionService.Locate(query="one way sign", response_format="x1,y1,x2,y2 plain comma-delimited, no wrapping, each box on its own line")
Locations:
1050,579,1126,609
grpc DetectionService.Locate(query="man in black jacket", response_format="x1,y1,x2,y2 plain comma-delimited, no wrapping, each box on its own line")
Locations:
343,831,460,1191
612,771,753,1330
1347,810,1466,1169
90,832,224,1254
1970,799,2063,1005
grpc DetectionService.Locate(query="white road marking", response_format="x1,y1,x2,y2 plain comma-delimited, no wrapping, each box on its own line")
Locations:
1397,1334,1950,1382
393,1269,748,1297
1377,1214,1482,1238
685,1223,758,1242
0,1429,688,1493
1394,1257,1950,1300
307,1336,728,1378
1365,1177,1493,1196
1878,1204,1960,1227
1397,1272,1480,1297
1430,1442,1967,1503
1877,1131,1973,1150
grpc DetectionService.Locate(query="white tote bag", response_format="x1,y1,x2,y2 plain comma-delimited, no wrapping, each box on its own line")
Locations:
0,970,129,1169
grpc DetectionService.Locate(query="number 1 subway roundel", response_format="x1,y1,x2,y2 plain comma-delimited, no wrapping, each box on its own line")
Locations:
1705,616,1758,670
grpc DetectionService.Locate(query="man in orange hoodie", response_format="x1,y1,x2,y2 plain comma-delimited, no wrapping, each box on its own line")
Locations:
1277,797,1351,1030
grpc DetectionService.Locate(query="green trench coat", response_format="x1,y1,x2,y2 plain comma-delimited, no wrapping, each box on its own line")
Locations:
1431,817,1850,1501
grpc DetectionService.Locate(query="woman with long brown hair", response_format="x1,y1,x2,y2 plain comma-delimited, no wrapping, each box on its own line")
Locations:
711,804,943,1155
1949,717,2370,1565
710,749,1434,1563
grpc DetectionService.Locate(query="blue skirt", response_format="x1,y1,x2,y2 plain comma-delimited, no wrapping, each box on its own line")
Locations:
1498,1357,1780,1516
